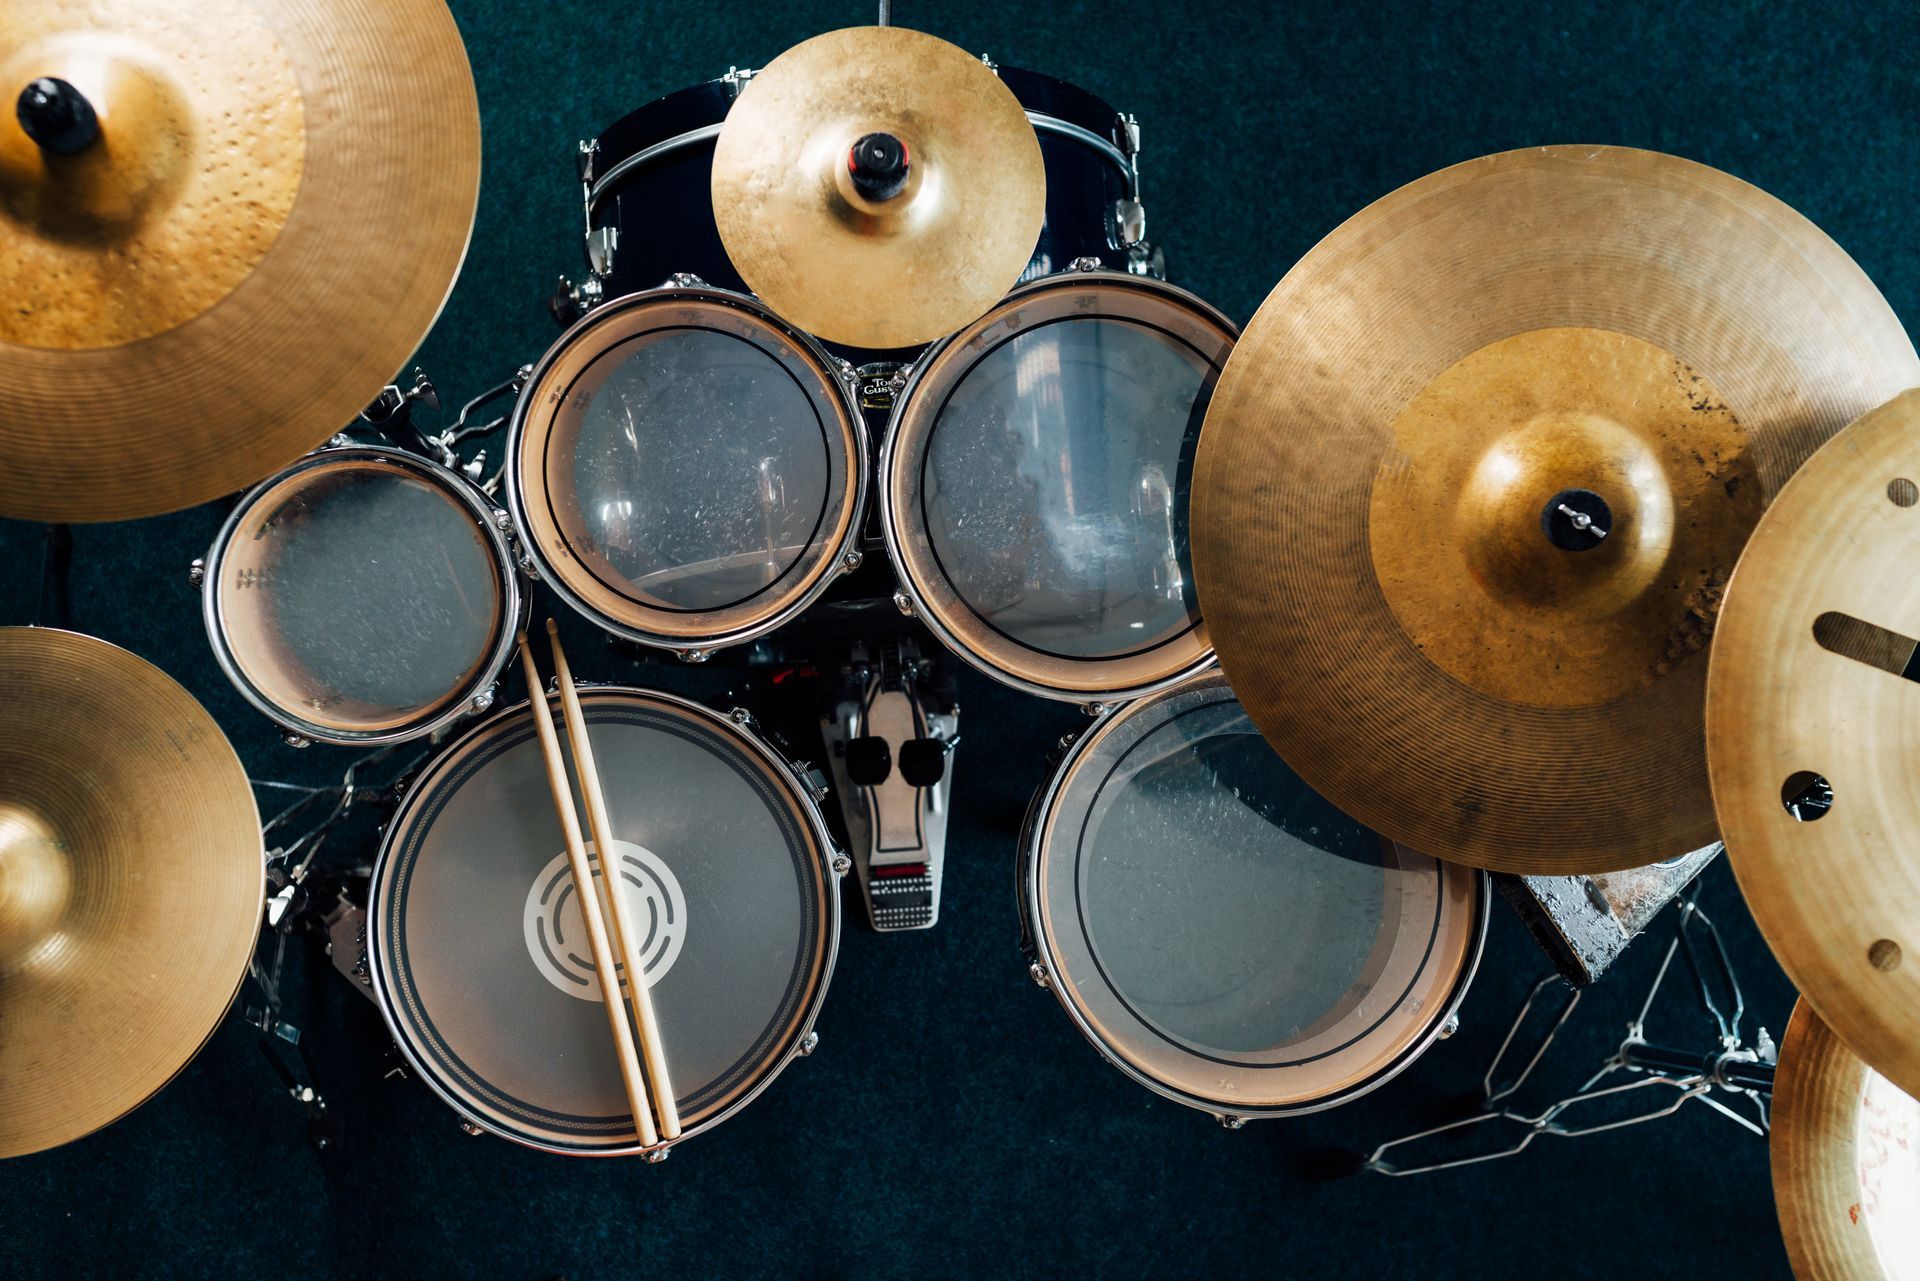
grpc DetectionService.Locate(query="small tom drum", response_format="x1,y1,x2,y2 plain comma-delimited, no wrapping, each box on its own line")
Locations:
1020,673,1487,1119
200,445,521,745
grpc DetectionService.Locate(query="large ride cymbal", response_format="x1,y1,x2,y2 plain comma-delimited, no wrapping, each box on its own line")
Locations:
1772,1000,1919,1280
0,0,480,522
1711,391,1920,1100
0,628,262,1157
1192,145,1918,876
710,26,1044,349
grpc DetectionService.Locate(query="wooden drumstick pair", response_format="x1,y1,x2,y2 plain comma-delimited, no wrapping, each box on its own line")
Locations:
518,620,681,1148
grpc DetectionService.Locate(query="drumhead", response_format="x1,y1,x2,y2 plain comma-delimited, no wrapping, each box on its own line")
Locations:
1022,673,1485,1116
204,447,515,743
883,271,1232,699
508,288,864,650
369,687,838,1153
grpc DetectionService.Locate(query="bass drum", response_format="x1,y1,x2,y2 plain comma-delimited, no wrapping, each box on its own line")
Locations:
368,686,842,1154
1019,673,1487,1121
506,286,867,654
199,444,523,745
881,268,1233,701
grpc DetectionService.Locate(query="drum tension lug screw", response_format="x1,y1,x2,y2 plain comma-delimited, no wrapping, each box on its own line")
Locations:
841,548,864,572
470,685,496,715
1217,1114,1246,1131
681,648,713,664
892,590,915,618
1436,1013,1461,1041
283,732,312,750
459,1119,484,1137
645,1148,671,1164
831,853,852,877
797,1031,820,1058
187,557,205,589
1028,961,1051,990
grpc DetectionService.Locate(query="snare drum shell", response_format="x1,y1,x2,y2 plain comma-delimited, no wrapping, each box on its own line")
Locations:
1016,675,1489,1119
200,444,526,746
365,687,844,1156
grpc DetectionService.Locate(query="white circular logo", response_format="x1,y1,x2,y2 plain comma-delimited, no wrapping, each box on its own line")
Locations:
523,840,687,1002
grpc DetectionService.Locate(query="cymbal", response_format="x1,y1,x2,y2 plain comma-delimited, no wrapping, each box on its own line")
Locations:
0,0,480,523
710,26,1044,349
1710,390,1920,1100
1191,145,1918,876
0,628,262,1157
1772,999,1920,1280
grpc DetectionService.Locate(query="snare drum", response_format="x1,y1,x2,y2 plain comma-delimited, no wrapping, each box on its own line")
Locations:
881,268,1234,701
506,286,867,655
578,64,1150,314
199,444,522,746
368,686,842,1154
1019,673,1487,1120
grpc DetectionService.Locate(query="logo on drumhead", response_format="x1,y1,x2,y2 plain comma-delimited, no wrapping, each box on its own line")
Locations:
523,841,687,1002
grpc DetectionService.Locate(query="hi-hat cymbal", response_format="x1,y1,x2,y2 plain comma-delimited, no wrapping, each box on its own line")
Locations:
1772,1000,1920,1280
0,627,262,1157
1192,145,1918,876
1710,390,1920,1100
710,26,1044,349
0,0,480,523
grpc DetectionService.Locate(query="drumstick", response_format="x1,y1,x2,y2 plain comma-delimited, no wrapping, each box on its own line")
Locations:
516,631,660,1150
547,619,683,1140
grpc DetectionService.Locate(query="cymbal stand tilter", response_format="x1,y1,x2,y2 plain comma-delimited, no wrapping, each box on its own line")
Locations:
1337,886,1777,1177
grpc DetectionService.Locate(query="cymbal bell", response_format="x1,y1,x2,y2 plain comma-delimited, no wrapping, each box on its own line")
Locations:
1771,1000,1919,1280
0,627,262,1157
711,26,1045,349
0,0,480,523
1192,145,1919,876
1711,390,1920,1102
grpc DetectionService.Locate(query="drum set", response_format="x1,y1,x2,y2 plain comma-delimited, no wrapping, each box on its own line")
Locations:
6,4,1920,1276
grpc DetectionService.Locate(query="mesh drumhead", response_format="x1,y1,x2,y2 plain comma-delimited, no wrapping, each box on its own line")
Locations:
1027,674,1483,1114
211,451,506,738
370,688,834,1152
885,274,1232,698
511,292,861,647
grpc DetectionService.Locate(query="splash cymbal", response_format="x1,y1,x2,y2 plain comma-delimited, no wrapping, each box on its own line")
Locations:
0,0,480,522
0,628,262,1157
1192,145,1918,875
710,26,1044,349
1771,1000,1919,1280
1711,390,1920,1100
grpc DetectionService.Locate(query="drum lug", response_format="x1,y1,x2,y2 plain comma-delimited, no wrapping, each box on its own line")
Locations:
721,65,757,95
1068,256,1104,273
469,684,497,715
665,271,708,290
1436,1013,1461,1041
645,1147,671,1164
490,508,513,533
892,589,915,618
282,731,312,749
680,647,714,664
728,706,756,728
1028,960,1051,990
458,1118,486,1137
839,548,864,574
792,759,832,804
1128,243,1166,280
1079,700,1112,718
832,357,860,388
1217,1114,1247,1131
830,851,852,877
1114,197,1146,249
326,433,354,450
796,1031,819,1058
515,547,540,580
1118,113,1142,157
548,273,604,324
586,225,619,278
575,137,598,184
186,556,205,590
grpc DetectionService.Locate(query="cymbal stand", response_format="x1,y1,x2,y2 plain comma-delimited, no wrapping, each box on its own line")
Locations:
1347,886,1776,1177
31,522,71,629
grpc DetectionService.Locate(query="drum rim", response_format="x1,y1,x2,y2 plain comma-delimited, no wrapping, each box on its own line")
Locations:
880,268,1234,702
200,442,524,746
1016,672,1489,1119
505,283,868,654
364,683,845,1156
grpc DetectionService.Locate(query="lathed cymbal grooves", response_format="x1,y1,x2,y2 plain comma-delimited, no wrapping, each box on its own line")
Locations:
711,26,1045,349
1192,145,1919,875
0,627,263,1158
0,0,481,523
1710,390,1920,1102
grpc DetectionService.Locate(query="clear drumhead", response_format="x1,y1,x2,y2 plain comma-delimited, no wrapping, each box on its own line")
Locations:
369,688,837,1153
206,449,512,742
510,290,863,649
1025,673,1485,1115
885,272,1233,699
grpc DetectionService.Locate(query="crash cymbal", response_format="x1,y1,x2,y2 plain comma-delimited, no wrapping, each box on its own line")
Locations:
710,26,1044,349
0,628,262,1157
0,0,480,522
1772,1000,1920,1280
1192,145,1918,875
1710,390,1920,1101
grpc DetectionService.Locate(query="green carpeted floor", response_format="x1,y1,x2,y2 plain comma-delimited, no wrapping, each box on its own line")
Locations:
5,0,1916,1275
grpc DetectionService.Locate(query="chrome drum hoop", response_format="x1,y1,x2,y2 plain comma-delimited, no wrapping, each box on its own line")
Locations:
200,443,525,747
1016,673,1490,1120
505,282,869,654
365,686,845,1156
880,269,1233,702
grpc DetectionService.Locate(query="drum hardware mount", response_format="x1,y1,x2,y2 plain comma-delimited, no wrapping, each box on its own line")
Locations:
1498,843,1724,986
1332,887,1777,1178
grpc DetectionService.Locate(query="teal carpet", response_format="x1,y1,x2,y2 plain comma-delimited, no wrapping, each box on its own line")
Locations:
5,0,1915,1275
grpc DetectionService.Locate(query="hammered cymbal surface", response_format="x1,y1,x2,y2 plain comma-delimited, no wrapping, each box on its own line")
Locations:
1192,145,1918,875
0,628,262,1158
0,0,480,522
1711,390,1920,1103
710,26,1044,349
